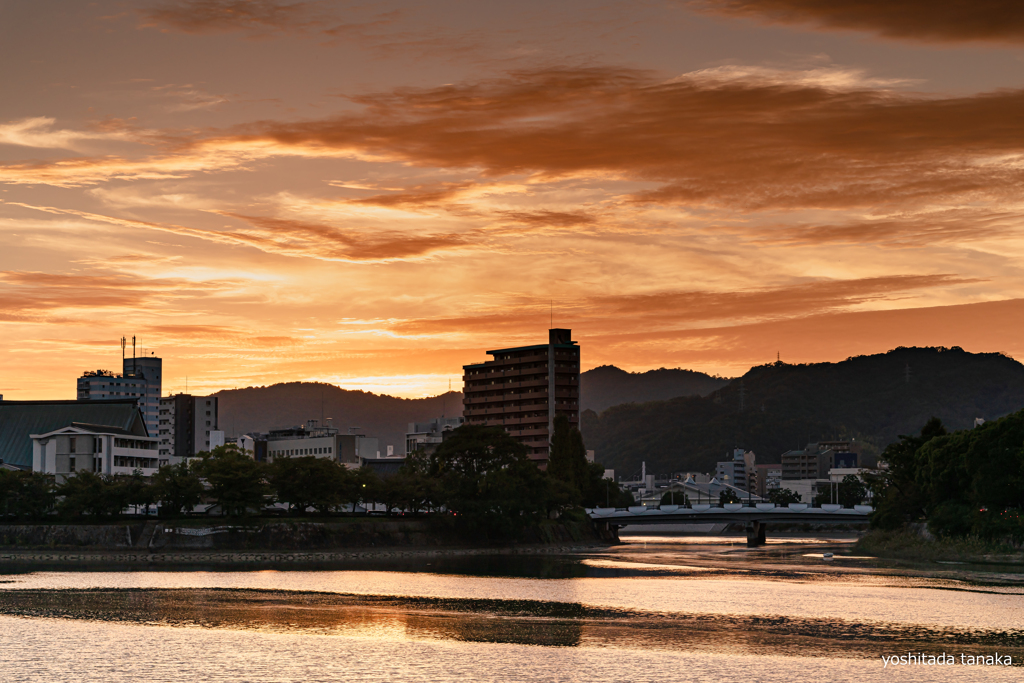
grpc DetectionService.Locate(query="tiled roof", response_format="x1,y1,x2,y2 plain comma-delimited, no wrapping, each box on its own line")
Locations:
0,400,146,468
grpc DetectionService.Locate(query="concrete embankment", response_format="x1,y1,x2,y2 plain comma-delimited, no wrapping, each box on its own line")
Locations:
0,518,614,566
0,543,601,568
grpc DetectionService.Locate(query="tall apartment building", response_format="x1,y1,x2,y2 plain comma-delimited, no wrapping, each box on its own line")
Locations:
77,353,162,437
462,329,580,464
157,394,218,464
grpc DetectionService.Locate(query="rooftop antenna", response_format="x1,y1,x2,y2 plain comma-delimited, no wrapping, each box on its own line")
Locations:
121,337,126,363
132,336,136,376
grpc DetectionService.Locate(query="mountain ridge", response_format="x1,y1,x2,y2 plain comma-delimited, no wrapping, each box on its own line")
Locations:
581,346,1024,478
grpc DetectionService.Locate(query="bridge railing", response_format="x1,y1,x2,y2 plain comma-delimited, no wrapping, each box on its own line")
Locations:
586,503,873,516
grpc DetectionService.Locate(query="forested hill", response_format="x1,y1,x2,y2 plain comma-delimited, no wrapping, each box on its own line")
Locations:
580,365,729,413
215,365,727,453
214,383,463,455
581,347,1024,479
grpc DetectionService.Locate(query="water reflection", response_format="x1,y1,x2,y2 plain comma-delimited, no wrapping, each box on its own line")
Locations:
1,586,1022,662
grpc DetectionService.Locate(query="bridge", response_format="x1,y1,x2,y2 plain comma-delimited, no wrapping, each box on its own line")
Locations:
585,503,873,546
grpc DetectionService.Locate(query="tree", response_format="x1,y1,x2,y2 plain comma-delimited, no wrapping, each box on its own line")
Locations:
0,470,55,521
548,414,590,501
718,488,740,506
427,425,547,536
871,417,947,528
195,445,269,517
121,470,155,515
768,488,802,506
56,471,112,518
152,461,205,516
269,456,350,515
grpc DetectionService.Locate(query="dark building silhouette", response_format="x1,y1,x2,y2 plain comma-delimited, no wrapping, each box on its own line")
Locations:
462,329,580,465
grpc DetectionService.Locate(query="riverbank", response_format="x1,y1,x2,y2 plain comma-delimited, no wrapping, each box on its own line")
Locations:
855,529,1024,565
0,542,606,570
0,517,613,558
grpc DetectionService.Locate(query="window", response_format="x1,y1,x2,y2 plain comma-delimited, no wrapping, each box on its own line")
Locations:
69,437,76,453
69,457,76,472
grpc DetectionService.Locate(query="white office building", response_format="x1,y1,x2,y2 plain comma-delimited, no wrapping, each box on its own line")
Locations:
31,422,160,480
77,353,162,437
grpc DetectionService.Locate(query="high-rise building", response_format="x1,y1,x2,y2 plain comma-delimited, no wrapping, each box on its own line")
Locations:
77,352,162,437
157,394,218,465
462,329,580,465
125,355,161,436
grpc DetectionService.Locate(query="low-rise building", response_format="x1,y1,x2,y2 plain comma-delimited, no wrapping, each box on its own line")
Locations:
265,424,381,468
406,416,464,455
31,422,159,480
715,449,755,492
0,399,147,470
754,463,782,498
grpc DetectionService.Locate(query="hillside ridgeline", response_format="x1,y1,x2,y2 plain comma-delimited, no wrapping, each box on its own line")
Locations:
580,365,729,413
216,365,726,451
582,347,1024,478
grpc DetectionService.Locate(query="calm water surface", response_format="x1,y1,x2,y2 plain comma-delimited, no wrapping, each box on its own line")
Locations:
1,535,1021,682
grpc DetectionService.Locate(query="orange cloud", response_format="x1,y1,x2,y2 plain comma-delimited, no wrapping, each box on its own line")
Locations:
0,269,245,322
388,274,980,337
496,210,598,228
219,67,1024,211
141,0,315,34
691,0,1024,45
215,212,471,261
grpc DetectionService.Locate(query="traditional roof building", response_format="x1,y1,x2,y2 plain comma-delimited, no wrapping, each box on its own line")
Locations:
0,399,147,469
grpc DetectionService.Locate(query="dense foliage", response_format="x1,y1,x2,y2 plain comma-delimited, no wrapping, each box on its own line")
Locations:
583,347,1024,477
0,427,631,537
581,365,728,413
872,410,1024,541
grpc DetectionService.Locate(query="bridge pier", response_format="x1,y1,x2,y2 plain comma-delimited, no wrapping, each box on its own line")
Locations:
746,520,767,547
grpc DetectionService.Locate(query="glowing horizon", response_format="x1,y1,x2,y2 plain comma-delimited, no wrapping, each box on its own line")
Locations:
4,1,1024,401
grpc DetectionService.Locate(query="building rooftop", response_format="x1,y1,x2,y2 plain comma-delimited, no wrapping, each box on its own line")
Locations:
0,399,147,468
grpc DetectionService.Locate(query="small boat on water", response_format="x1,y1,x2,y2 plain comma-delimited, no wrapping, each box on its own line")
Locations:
822,552,834,562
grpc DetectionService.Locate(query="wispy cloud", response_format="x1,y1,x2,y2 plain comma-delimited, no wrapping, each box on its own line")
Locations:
387,274,981,336
690,0,1024,45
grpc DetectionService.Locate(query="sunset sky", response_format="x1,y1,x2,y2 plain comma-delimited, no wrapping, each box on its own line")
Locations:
4,0,1024,399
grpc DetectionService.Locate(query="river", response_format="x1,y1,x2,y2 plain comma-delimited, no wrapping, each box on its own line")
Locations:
0,535,1021,682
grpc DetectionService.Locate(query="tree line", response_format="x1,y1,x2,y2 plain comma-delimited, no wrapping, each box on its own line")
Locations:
0,419,634,538
870,408,1024,542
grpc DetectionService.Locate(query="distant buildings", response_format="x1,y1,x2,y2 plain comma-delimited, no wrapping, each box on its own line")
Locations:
157,394,219,464
263,423,382,468
715,448,754,492
779,441,874,502
754,463,782,498
77,352,162,437
463,328,580,465
406,416,464,455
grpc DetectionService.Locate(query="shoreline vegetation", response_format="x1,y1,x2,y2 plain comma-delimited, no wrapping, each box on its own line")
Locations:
864,408,1024,564
0,421,634,546
0,517,611,554
855,529,1024,565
